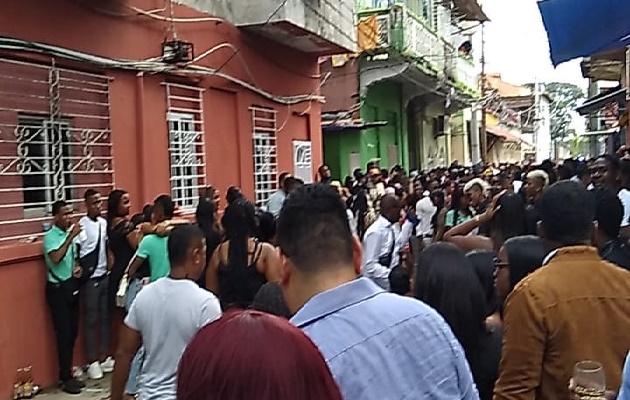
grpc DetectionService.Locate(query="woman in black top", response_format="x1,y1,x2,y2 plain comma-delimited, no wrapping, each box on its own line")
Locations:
466,249,501,328
106,190,142,311
495,235,546,302
195,199,223,289
415,243,501,400
206,198,280,310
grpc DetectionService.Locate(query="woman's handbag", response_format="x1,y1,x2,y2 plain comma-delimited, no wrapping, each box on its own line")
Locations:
116,272,129,308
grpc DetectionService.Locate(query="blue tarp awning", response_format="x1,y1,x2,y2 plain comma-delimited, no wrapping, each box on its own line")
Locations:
538,0,630,66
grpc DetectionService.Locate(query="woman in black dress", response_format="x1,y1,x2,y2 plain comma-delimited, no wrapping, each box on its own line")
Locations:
106,190,141,312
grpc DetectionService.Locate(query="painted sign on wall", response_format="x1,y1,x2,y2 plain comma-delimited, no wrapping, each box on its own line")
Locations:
293,140,313,183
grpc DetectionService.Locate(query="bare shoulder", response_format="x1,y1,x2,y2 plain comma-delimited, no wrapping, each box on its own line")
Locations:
260,242,277,255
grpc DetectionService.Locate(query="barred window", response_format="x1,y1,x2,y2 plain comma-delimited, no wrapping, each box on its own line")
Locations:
165,83,206,214
0,58,113,243
19,118,74,216
251,107,278,207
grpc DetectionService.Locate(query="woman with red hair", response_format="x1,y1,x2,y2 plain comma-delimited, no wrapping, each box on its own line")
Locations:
177,310,342,400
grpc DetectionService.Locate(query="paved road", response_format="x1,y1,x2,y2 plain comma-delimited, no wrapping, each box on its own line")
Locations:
36,375,111,399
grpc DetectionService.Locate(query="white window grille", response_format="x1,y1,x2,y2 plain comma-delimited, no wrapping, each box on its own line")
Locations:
19,118,73,214
164,83,206,214
0,57,113,243
292,140,313,183
251,107,278,206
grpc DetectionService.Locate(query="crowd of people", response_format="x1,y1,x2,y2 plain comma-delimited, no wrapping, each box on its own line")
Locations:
41,153,630,400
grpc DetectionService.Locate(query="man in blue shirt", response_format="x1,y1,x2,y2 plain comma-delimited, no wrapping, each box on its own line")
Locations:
266,172,291,217
618,352,630,400
277,184,479,400
43,200,84,395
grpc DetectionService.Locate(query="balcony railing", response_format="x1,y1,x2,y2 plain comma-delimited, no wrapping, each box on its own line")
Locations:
403,11,445,74
376,13,391,48
455,56,478,92
358,5,479,94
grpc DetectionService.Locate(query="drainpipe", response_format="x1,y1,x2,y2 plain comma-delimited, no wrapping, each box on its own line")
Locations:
135,72,146,203
443,114,452,166
470,105,481,164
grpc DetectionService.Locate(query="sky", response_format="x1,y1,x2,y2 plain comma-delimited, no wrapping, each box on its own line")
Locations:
476,0,588,134
478,0,588,90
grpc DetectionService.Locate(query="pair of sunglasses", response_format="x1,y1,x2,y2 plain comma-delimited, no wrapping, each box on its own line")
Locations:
493,257,509,269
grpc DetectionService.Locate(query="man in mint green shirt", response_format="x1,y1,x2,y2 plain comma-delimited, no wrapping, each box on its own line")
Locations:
122,195,176,399
44,219,79,282
135,235,170,282
128,195,175,282
43,200,84,395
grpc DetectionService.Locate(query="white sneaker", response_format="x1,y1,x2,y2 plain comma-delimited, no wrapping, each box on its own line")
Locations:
101,356,115,373
87,361,104,380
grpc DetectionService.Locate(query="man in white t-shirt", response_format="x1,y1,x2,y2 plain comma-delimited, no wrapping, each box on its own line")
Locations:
76,189,114,380
110,225,221,400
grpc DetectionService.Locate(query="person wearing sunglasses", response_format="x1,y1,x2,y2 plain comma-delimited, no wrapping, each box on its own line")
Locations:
493,235,546,302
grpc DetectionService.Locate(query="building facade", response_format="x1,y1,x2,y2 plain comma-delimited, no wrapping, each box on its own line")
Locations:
482,74,550,164
577,77,627,157
321,0,486,178
0,0,354,396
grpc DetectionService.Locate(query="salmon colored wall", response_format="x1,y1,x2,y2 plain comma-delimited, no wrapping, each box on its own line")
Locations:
0,0,323,398
109,71,141,204
204,87,241,202
320,58,360,113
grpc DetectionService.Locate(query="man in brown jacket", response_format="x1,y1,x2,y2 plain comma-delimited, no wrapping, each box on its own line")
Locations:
494,181,630,400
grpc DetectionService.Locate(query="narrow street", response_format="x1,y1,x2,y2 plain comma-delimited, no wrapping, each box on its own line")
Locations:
2,0,630,398
36,376,110,400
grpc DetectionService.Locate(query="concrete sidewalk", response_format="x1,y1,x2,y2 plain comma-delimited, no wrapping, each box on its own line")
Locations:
35,375,111,400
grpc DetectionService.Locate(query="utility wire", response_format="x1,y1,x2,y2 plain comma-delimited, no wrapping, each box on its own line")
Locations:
213,0,291,76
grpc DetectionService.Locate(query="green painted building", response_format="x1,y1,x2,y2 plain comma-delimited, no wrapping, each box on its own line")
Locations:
321,1,486,178
323,81,408,179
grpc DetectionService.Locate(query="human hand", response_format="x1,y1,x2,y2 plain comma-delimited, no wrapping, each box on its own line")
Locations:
138,222,152,234
69,223,82,239
480,190,506,223
155,222,169,236
617,145,627,158
72,265,83,279
568,378,616,400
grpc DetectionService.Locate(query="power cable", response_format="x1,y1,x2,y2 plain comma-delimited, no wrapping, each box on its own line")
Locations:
0,36,321,105
167,0,177,39
213,0,291,76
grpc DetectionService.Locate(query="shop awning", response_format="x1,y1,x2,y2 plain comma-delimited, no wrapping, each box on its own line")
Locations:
538,0,630,66
322,118,388,132
576,86,626,116
486,125,521,143
451,0,489,22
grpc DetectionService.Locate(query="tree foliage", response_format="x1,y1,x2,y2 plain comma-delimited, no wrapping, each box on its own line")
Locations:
524,82,586,140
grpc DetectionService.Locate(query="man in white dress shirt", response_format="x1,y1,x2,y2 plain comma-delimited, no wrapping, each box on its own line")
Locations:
361,195,416,290
415,191,437,246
